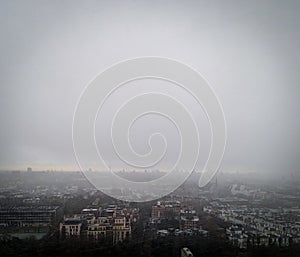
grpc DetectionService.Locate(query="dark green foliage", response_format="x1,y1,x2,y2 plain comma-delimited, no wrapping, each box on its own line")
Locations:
1,235,300,257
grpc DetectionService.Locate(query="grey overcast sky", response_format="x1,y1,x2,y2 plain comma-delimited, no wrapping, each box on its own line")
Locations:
0,0,300,176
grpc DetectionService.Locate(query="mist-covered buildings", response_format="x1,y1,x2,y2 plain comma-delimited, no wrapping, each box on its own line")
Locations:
204,200,300,248
59,205,139,244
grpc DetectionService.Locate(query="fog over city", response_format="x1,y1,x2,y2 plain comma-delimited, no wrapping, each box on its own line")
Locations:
1,0,300,178
1,2,300,256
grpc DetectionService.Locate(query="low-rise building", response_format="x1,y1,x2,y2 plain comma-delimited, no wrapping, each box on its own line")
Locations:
59,218,82,238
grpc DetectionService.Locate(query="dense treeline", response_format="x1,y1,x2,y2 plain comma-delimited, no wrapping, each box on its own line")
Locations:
1,235,300,257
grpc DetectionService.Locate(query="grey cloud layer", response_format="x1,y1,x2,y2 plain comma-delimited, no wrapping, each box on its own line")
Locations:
0,0,299,175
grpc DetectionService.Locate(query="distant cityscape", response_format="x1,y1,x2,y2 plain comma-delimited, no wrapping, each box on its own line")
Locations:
0,170,300,256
